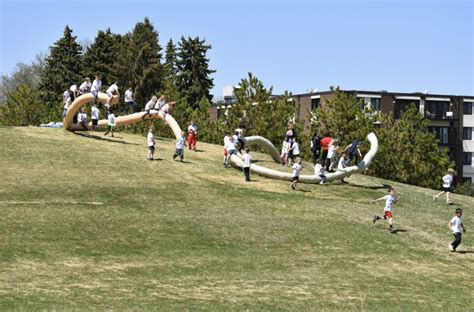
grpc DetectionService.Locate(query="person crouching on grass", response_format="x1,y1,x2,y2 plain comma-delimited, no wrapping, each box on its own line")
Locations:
448,208,466,252
372,187,398,232
291,157,303,190
173,131,186,162
434,168,454,204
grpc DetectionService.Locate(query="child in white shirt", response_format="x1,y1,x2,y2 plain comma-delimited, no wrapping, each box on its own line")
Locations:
104,109,116,137
290,138,300,161
91,75,102,106
142,96,158,120
91,104,100,131
314,159,327,185
223,133,231,167
434,169,454,204
79,78,91,94
63,95,72,117
242,148,252,182
281,140,289,166
448,208,466,252
372,187,398,232
291,158,303,190
225,137,237,168
173,131,187,162
147,127,155,160
337,154,348,183
77,107,88,130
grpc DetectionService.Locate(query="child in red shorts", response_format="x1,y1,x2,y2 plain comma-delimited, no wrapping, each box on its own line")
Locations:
372,187,398,232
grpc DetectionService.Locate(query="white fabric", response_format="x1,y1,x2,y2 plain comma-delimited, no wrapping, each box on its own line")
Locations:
124,89,133,102
383,194,396,212
106,84,118,94
226,140,236,151
450,216,462,233
160,103,170,113
292,163,302,177
145,100,156,110
188,124,198,134
91,106,100,120
147,132,154,147
63,90,70,103
337,157,346,170
314,163,323,175
176,136,186,149
242,153,252,168
442,174,453,188
79,81,91,92
292,142,300,155
77,112,87,123
107,114,116,126
327,145,337,159
69,85,78,92
224,135,230,147
91,79,102,92
235,128,243,139
281,141,289,153
155,98,165,110
64,97,72,109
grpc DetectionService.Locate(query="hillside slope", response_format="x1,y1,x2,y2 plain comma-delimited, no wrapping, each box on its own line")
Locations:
0,127,472,310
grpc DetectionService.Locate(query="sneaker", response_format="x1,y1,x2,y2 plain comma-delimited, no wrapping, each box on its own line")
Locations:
291,185,295,190
373,215,378,224
433,195,437,202
447,200,453,205
448,244,454,252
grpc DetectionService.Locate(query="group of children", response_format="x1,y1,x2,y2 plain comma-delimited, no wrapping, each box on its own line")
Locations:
146,126,189,163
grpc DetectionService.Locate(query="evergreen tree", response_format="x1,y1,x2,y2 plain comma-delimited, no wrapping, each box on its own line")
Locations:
39,25,83,107
0,85,50,126
176,36,215,108
369,105,452,189
82,28,123,87
164,39,178,84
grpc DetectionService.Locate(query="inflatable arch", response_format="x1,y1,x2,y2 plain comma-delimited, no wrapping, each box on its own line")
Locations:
230,132,379,183
63,93,182,139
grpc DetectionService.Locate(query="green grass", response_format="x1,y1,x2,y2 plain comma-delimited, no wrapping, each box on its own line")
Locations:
0,127,472,310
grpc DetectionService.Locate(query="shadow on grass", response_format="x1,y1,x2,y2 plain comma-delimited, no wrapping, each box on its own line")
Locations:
173,160,193,164
149,158,163,161
390,229,407,234
74,132,139,145
337,182,391,190
457,250,474,254
295,188,311,193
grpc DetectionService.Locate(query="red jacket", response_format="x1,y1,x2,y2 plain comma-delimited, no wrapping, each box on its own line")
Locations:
320,137,332,151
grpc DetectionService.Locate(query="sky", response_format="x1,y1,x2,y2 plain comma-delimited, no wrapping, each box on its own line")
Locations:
0,0,473,99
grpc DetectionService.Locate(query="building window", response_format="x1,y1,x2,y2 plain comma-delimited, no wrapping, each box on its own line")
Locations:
395,99,419,118
463,127,472,140
425,100,450,119
371,98,381,111
464,102,472,115
428,126,449,144
463,177,472,184
311,98,320,110
464,152,472,165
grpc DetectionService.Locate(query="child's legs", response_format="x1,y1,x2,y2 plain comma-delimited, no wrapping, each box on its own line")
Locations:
435,191,445,198
179,149,184,160
451,233,462,250
445,191,450,201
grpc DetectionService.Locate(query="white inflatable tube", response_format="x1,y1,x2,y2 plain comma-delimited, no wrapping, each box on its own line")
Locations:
231,132,378,183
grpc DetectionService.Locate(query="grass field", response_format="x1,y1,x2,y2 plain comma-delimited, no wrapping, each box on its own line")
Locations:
0,127,472,310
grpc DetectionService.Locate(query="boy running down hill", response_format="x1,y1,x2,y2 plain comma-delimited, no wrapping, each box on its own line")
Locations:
372,187,399,232
448,208,466,252
434,169,454,204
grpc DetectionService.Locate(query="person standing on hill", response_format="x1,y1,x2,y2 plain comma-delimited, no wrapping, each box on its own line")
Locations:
104,109,116,137
146,127,155,161
187,121,198,151
281,140,290,166
291,158,303,190
173,131,187,162
372,187,398,233
91,75,102,106
434,169,455,204
91,104,100,131
448,208,466,252
242,148,252,182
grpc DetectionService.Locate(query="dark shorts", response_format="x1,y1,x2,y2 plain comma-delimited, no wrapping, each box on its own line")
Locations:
148,146,155,151
92,119,98,126
292,176,299,182
175,148,184,155
229,149,236,155
443,187,451,192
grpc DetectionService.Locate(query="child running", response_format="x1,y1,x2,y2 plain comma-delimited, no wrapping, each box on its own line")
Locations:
372,187,398,232
433,169,454,204
448,208,466,252
173,131,186,162
104,109,116,137
242,148,252,182
147,127,155,160
291,158,303,190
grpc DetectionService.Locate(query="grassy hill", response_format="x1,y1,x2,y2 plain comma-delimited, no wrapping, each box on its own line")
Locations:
0,127,472,310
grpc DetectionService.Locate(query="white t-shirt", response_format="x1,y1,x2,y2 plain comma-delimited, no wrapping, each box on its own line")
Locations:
450,216,463,233
160,103,170,113
91,79,102,92
224,135,230,148
337,157,346,171
79,81,91,92
147,132,154,147
383,194,396,212
78,112,87,123
235,128,243,139
442,174,453,188
176,136,186,149
70,85,78,93
124,89,133,102
226,140,236,151
64,97,72,109
282,141,289,154
155,98,165,110
314,163,324,176
107,114,116,126
63,90,70,103
145,100,156,111
188,124,197,134
106,84,118,95
91,106,100,120
327,145,337,159
292,142,300,155
243,153,252,168
292,163,302,177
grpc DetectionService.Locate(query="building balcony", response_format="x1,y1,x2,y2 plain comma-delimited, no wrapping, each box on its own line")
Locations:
424,111,456,120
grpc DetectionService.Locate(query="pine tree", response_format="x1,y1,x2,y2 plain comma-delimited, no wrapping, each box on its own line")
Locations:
0,85,50,126
39,25,83,107
164,39,178,84
176,36,215,108
82,28,123,87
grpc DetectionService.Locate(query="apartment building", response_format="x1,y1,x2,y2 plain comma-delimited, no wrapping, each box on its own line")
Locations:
211,89,474,183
